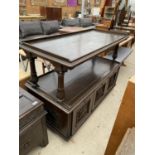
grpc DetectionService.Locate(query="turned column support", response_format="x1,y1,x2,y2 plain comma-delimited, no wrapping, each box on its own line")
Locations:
28,53,39,88
112,44,119,60
55,65,67,101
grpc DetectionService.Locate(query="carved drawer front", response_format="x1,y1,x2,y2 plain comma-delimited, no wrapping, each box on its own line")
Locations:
72,95,93,135
107,70,119,91
93,83,106,109
19,87,44,130
19,119,43,155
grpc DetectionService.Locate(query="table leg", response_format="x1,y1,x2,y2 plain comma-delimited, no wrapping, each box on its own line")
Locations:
56,70,65,101
55,65,67,101
112,45,119,60
29,54,39,88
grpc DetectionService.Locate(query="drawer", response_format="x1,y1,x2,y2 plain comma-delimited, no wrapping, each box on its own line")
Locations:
93,82,107,109
19,105,44,129
20,120,42,155
72,95,94,135
19,113,48,155
107,69,119,91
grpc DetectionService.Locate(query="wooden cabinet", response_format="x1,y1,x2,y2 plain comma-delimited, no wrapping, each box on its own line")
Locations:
26,58,121,139
40,7,62,21
19,88,48,155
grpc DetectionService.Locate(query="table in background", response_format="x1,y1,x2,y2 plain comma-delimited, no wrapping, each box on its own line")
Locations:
58,26,86,33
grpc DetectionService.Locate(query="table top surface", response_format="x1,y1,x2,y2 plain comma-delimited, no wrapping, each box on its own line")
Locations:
22,30,127,64
21,29,128,68
58,26,86,33
19,87,42,117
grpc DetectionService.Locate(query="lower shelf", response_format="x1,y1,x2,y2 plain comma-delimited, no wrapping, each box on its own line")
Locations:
26,57,121,139
104,47,132,63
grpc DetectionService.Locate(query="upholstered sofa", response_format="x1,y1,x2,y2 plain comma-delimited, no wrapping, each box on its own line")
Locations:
62,18,95,28
19,18,95,41
19,20,64,41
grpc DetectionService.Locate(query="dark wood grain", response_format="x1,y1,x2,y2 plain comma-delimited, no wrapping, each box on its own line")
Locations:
27,57,120,110
26,31,125,61
104,47,132,63
20,29,128,68
19,87,48,155
25,58,121,139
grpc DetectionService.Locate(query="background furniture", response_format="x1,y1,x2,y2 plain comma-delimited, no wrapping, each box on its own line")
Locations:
103,6,115,20
99,0,121,29
40,7,62,20
19,87,48,155
58,26,86,33
100,6,115,29
104,75,135,155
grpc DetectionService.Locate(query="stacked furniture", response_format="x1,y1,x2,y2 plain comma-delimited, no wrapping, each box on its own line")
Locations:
19,87,48,155
101,6,115,29
103,6,115,20
19,28,132,139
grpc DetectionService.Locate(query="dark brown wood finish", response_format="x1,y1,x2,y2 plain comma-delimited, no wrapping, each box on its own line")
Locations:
20,29,128,68
26,58,121,139
55,65,68,101
112,44,119,60
20,28,131,139
40,7,62,21
19,88,48,155
20,29,128,100
28,54,39,88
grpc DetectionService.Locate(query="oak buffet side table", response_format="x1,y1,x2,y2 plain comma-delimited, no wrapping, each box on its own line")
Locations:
19,87,48,155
